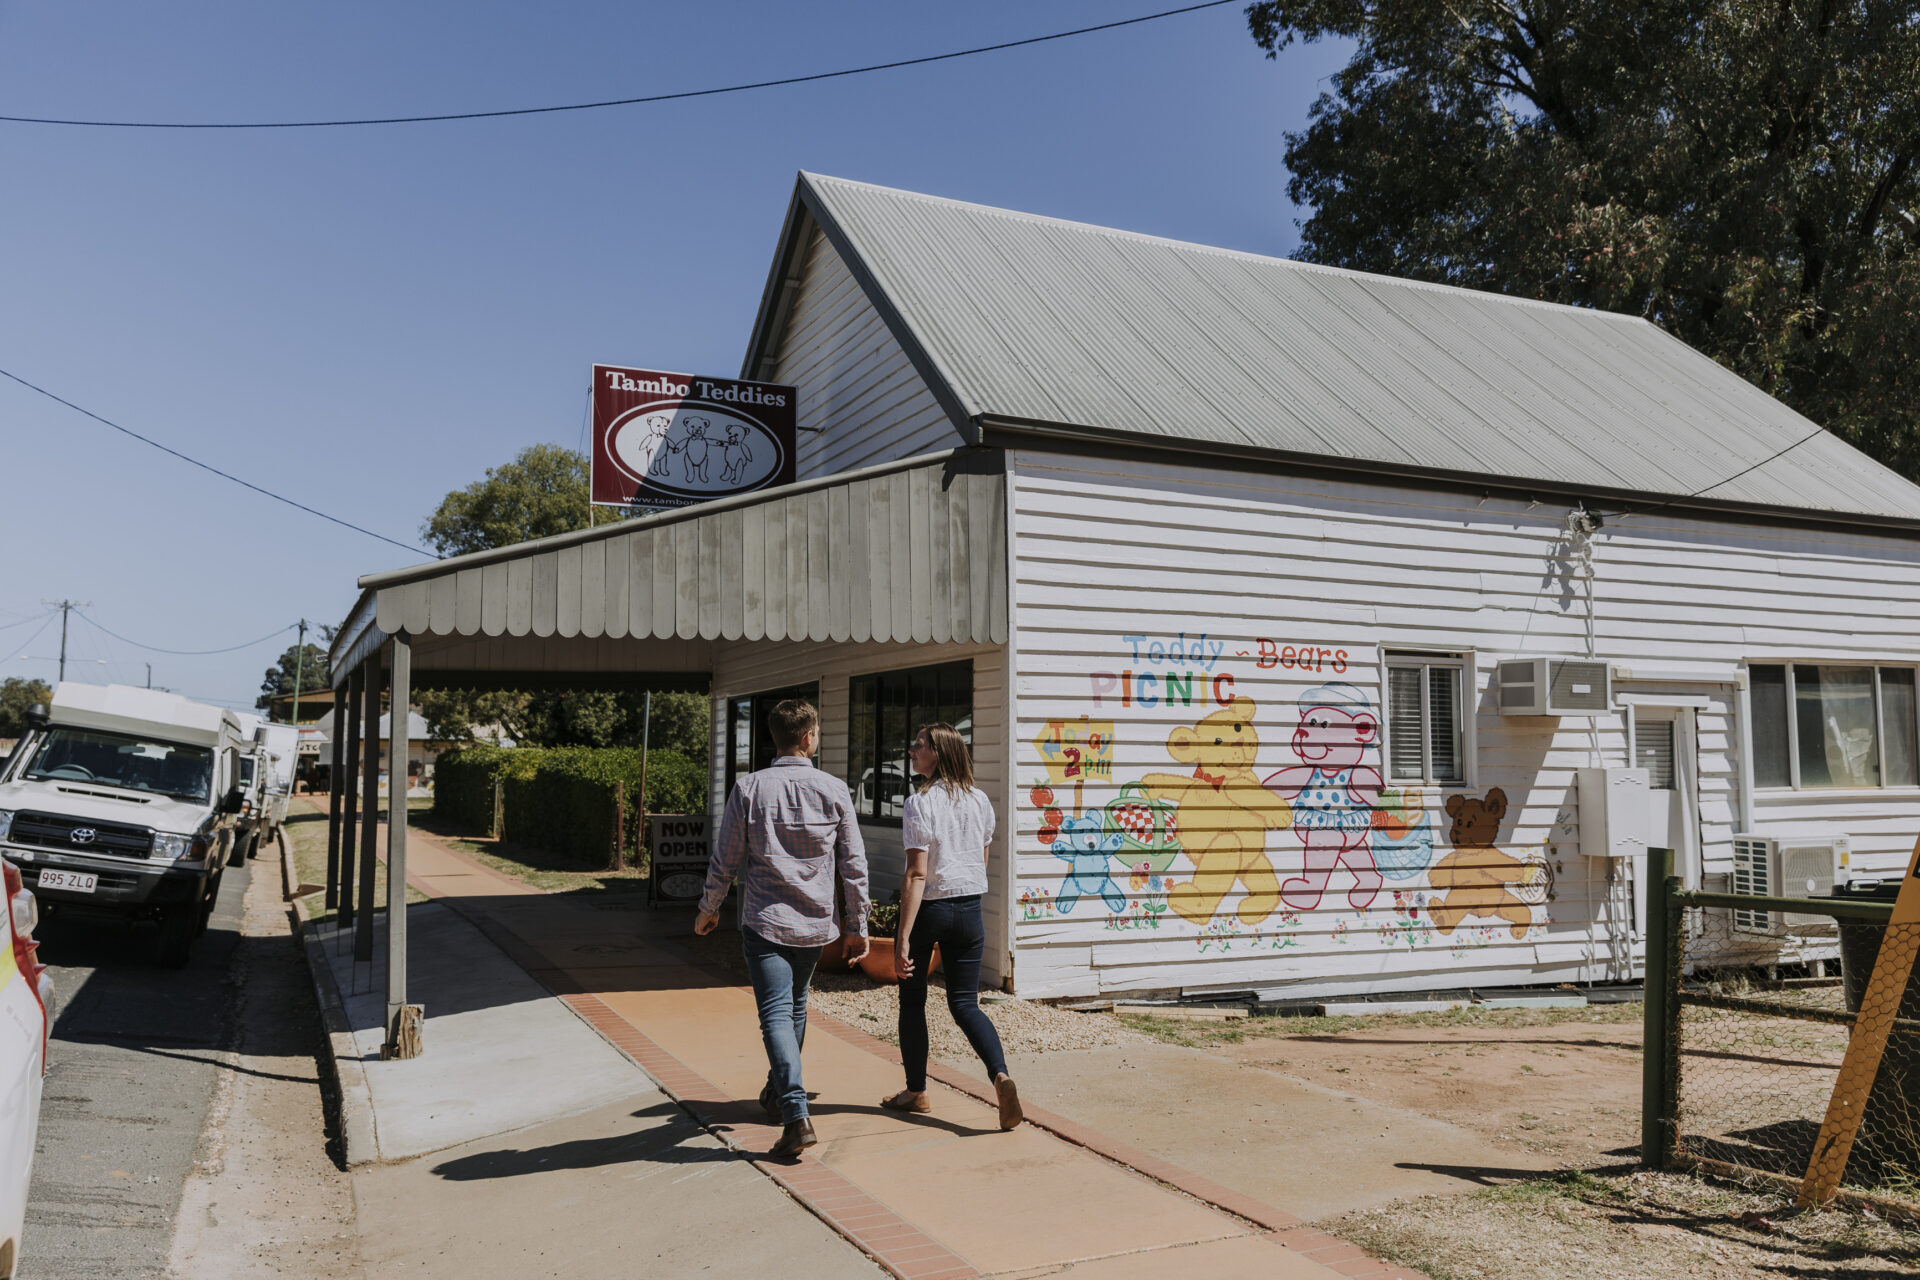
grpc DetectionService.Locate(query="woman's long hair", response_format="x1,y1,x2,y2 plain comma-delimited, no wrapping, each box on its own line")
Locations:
913,722,974,794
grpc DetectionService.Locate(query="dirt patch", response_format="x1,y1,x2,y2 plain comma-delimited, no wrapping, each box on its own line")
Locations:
1326,1168,1920,1280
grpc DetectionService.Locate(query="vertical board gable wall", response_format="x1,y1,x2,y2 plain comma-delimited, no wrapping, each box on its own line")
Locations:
770,225,962,481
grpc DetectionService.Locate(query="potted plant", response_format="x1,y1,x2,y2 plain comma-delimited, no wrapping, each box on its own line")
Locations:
858,901,900,982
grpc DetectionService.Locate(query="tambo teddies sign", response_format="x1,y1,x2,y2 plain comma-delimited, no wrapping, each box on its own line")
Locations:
592,365,797,511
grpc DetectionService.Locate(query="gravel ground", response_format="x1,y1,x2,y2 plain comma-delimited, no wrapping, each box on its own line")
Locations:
1325,1168,1920,1280
682,928,1150,1059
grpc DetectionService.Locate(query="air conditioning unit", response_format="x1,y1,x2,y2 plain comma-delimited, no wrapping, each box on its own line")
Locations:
1497,657,1611,716
1730,833,1850,935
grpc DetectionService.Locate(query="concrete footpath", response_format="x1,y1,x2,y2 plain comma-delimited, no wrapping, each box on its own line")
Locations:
294,802,1428,1280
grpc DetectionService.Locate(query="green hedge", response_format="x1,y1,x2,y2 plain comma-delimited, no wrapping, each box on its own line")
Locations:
432,744,545,836
437,744,707,866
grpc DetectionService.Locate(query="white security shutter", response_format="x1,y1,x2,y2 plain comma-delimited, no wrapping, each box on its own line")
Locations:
1387,666,1424,781
1635,718,1676,790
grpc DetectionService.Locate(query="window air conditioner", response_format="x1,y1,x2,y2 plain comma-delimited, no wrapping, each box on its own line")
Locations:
1497,658,1611,716
1730,833,1850,935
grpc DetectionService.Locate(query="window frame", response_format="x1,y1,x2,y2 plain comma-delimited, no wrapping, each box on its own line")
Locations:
1749,661,1920,792
845,659,973,825
1381,650,1473,789
723,682,819,798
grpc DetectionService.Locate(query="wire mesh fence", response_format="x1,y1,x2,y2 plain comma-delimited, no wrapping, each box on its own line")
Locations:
1663,883,1920,1210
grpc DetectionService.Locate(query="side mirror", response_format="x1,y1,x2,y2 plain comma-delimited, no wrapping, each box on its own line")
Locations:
24,704,48,729
220,787,246,815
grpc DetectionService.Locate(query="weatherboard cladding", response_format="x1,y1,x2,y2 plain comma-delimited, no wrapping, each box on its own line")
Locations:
798,173,1920,525
359,454,1006,667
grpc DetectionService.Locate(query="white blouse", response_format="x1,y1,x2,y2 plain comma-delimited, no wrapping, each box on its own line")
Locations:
900,784,995,900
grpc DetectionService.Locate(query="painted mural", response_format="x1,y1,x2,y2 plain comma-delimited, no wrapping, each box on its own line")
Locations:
1022,633,1554,966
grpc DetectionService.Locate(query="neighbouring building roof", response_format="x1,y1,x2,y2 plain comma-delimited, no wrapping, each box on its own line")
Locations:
759,173,1920,527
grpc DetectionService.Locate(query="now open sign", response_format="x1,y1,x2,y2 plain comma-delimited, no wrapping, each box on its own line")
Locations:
650,814,712,905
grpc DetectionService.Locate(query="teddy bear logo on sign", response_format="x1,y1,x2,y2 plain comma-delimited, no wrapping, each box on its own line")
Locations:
1139,695,1293,927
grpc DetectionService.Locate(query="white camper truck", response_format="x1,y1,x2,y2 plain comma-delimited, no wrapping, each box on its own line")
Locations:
0,684,247,966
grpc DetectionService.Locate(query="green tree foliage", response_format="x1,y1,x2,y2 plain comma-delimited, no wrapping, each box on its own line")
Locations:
421,443,590,558
0,677,52,738
417,687,707,754
256,639,331,712
418,447,708,751
1247,0,1920,474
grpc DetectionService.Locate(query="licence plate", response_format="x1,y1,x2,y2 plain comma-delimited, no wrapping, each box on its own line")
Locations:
39,869,97,893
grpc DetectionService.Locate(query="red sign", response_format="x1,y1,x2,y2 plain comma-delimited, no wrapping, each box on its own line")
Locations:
591,365,798,510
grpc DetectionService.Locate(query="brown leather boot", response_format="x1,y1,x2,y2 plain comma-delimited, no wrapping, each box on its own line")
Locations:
770,1118,817,1158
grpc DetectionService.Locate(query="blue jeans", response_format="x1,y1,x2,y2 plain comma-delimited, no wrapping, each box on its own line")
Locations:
743,926,821,1124
899,895,1008,1092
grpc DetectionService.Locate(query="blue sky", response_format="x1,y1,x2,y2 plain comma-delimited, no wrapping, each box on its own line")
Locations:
0,2,1347,711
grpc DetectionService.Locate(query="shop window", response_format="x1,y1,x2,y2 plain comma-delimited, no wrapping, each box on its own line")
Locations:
1384,653,1466,785
1748,664,1920,789
847,661,972,822
724,683,819,797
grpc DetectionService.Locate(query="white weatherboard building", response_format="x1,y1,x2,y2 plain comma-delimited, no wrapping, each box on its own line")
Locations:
331,174,1920,1002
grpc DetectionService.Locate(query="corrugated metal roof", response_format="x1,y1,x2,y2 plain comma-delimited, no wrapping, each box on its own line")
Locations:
797,173,1920,524
329,449,1007,685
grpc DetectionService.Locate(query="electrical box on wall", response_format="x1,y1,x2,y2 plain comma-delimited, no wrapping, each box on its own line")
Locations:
1576,767,1649,858
1498,658,1612,716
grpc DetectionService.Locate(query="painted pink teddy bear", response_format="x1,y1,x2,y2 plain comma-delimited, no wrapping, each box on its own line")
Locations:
1264,682,1384,911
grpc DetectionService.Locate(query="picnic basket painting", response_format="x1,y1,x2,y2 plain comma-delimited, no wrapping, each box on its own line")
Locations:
1104,782,1181,875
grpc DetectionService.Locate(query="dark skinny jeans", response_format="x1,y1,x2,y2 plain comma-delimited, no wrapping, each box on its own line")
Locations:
898,894,1008,1092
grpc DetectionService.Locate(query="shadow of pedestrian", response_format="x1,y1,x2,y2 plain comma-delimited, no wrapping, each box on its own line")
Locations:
430,1103,740,1181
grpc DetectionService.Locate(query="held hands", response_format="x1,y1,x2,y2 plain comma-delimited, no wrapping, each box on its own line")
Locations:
842,931,870,964
694,910,719,936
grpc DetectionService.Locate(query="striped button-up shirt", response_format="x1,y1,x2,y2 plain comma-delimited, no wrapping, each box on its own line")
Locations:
698,755,869,948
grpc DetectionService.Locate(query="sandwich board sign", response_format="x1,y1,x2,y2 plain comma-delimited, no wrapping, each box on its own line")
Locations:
591,365,797,511
649,814,712,906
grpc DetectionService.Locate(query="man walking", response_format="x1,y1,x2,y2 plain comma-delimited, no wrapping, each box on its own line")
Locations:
695,699,868,1157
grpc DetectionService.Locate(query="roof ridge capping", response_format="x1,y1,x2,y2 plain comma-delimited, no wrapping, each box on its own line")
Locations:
798,171,1651,325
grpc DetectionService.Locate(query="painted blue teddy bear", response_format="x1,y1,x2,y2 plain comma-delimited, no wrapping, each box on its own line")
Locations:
1049,813,1127,914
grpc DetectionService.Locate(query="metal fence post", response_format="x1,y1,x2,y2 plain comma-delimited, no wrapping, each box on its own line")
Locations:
612,780,626,872
1642,846,1678,1168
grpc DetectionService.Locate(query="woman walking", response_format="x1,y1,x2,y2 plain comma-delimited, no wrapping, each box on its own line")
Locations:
880,722,1023,1130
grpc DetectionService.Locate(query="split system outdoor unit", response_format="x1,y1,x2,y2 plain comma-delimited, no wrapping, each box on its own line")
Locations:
1497,657,1611,716
1730,833,1851,936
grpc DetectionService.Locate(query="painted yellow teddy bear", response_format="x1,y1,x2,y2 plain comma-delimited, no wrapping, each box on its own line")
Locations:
1140,696,1293,927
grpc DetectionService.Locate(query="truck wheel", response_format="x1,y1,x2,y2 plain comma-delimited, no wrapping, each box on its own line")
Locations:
247,833,266,860
196,872,221,936
156,907,197,968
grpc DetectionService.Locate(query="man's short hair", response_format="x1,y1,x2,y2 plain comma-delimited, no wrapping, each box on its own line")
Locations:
767,699,819,752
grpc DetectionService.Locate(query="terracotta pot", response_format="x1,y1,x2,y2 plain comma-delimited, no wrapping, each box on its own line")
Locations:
857,936,898,983
852,938,942,982
815,936,854,972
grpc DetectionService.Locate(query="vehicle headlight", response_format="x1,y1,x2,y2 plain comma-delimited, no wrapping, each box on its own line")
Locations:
151,832,194,860
0,809,13,843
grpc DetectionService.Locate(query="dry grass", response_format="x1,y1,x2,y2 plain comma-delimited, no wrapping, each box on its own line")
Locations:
282,806,427,925
1117,999,1645,1048
1328,1168,1920,1280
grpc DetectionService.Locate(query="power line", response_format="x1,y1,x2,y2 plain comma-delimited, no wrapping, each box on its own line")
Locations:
1,617,56,671
0,2,1235,130
0,610,55,635
0,366,434,556
75,611,296,656
1607,425,1831,524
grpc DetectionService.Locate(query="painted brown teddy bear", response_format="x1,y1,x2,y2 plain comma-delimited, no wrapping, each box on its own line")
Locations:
1428,787,1537,939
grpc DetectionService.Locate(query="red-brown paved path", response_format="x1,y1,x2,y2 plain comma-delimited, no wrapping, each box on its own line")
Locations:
311,797,1427,1280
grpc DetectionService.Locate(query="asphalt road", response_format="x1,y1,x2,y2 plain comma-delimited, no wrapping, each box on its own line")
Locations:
19,861,252,1279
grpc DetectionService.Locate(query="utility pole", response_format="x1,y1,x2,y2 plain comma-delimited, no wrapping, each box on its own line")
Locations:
145,662,152,689
286,619,308,726
43,600,88,683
